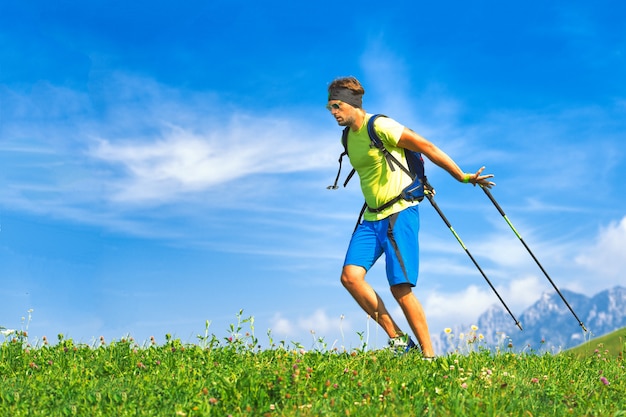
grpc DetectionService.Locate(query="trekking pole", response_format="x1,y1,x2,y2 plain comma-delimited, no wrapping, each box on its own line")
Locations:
424,190,523,331
479,186,587,332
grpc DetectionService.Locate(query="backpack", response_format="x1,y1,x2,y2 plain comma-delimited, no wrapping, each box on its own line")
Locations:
328,114,430,227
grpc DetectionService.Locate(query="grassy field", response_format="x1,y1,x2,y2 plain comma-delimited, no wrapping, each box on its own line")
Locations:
564,326,626,360
1,318,625,416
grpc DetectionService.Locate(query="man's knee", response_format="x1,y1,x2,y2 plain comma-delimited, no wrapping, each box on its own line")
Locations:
341,265,365,288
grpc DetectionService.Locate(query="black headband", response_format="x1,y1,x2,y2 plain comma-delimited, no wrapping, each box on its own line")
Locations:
328,87,363,108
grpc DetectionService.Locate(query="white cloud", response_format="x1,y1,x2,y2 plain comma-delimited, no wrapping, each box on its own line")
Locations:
297,309,344,334
268,309,357,347
575,216,626,287
504,275,546,304
269,313,294,336
1,73,342,217
470,225,537,268
415,215,626,335
423,285,499,326
420,275,544,333
89,115,337,204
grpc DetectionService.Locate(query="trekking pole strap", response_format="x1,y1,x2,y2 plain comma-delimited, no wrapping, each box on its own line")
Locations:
327,152,347,190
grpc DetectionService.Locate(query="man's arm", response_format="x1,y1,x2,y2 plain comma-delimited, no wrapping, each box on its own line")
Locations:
397,127,495,188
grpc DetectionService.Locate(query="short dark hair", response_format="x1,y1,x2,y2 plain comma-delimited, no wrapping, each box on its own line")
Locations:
328,76,365,96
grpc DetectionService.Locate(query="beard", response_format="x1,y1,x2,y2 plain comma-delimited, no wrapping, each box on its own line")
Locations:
335,114,355,127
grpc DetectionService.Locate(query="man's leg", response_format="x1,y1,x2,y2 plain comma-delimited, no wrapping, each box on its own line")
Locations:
341,264,403,339
390,284,435,357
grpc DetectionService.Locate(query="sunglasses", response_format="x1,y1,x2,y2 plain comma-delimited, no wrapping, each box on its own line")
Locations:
326,102,342,111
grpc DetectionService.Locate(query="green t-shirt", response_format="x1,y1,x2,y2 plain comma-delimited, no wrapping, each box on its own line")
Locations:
346,114,419,221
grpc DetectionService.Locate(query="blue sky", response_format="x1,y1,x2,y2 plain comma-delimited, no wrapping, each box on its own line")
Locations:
1,0,625,351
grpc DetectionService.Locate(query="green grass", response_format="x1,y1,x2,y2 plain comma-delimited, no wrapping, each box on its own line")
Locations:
1,317,625,416
564,327,626,360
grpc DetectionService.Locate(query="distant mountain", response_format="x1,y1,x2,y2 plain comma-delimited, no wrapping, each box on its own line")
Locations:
435,286,626,354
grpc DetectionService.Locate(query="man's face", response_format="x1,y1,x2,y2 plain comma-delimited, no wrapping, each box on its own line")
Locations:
326,100,354,127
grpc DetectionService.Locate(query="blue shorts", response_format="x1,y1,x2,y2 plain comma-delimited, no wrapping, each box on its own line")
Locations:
344,205,420,287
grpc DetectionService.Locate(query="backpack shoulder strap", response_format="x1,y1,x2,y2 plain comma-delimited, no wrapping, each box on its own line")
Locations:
366,114,386,149
366,114,412,177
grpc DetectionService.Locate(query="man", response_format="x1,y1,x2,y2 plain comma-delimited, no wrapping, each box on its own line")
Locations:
327,76,495,357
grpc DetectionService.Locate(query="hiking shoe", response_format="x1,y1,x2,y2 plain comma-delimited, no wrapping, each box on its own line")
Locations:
388,333,418,354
